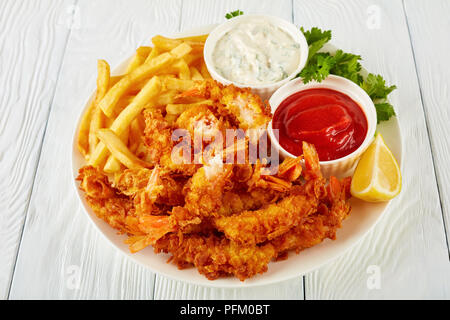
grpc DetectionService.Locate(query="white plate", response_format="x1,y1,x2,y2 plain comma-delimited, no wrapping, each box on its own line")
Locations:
71,25,403,288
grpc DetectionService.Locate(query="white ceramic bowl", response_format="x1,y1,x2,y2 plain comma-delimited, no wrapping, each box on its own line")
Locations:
203,14,309,100
268,75,377,178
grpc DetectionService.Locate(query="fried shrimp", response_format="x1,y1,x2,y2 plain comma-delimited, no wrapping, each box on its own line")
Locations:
77,69,353,281
213,142,325,246
179,80,271,131
154,233,276,281
271,176,352,257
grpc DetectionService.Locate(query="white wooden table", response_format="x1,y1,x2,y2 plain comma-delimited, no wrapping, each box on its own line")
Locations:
1,0,449,300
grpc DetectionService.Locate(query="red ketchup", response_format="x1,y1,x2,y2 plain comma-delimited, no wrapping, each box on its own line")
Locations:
272,88,368,161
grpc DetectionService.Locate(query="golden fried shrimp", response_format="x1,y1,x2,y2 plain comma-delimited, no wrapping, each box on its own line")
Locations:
302,141,322,181
143,109,199,176
214,191,319,246
183,163,233,219
245,160,292,193
214,143,325,246
77,165,115,199
125,215,177,253
175,104,225,142
154,233,276,281
77,166,135,234
85,196,135,234
271,176,352,257
179,80,271,131
217,190,279,216
277,156,302,182
143,110,173,164
114,167,185,206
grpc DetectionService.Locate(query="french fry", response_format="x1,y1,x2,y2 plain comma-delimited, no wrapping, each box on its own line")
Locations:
111,95,136,117
110,75,123,87
137,46,152,57
88,60,110,154
163,77,195,91
78,60,111,157
77,98,96,157
174,59,191,80
166,100,212,115
152,35,204,52
112,77,161,134
99,43,191,117
103,127,130,173
189,66,203,80
149,90,177,107
103,155,123,173
98,75,132,118
89,76,161,167
126,47,152,74
184,52,203,66
89,108,104,155
170,42,193,59
97,129,151,169
96,60,111,98
144,47,160,65
128,118,142,153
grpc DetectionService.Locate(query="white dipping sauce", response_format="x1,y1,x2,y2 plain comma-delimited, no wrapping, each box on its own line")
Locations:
212,19,301,85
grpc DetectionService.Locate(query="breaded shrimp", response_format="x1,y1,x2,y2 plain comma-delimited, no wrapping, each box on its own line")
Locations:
154,233,276,281
214,142,325,246
179,80,271,132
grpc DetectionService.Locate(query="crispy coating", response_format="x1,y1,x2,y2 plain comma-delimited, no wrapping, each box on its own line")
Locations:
114,168,185,206
183,164,233,219
143,109,199,176
179,80,271,131
154,233,276,281
271,177,352,256
213,143,324,246
214,192,319,246
77,166,135,234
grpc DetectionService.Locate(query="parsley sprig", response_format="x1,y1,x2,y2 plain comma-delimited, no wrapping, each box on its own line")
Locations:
225,10,243,19
299,27,397,123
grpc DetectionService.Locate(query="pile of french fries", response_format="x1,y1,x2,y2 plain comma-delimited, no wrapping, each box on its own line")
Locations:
77,34,210,173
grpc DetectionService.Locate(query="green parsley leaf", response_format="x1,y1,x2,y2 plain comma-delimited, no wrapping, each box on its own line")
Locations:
298,27,397,123
330,49,363,85
299,53,335,83
375,103,396,124
225,10,243,19
301,27,332,46
300,27,332,59
361,73,397,100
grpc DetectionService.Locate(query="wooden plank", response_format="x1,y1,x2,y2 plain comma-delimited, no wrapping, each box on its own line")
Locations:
0,0,76,299
8,0,182,299
152,0,305,300
293,0,450,299
404,0,450,254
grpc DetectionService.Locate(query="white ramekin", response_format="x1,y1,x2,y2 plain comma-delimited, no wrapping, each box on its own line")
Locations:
203,14,309,100
268,75,377,178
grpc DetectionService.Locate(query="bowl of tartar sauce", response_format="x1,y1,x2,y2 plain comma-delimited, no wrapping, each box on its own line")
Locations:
204,15,309,100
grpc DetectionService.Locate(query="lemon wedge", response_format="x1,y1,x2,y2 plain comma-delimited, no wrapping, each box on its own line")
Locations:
351,133,401,202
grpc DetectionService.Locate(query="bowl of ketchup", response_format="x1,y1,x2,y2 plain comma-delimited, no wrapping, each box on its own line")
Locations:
268,75,377,177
